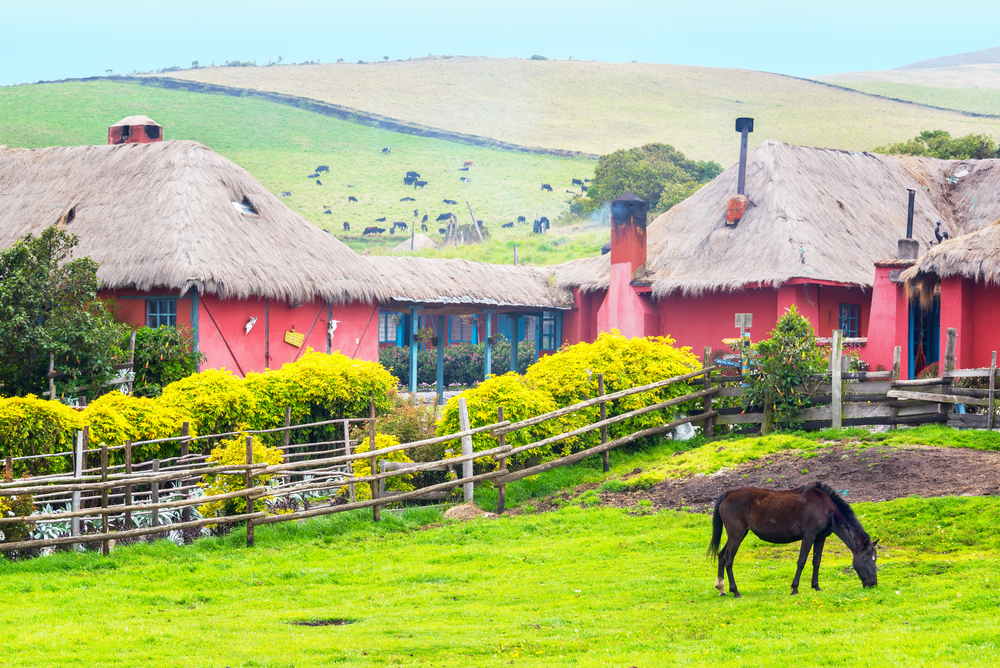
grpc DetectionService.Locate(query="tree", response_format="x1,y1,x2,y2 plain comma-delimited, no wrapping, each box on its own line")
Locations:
583,143,722,214
875,130,999,160
0,226,127,398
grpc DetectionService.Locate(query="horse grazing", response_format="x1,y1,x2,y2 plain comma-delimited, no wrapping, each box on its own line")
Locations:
708,482,878,597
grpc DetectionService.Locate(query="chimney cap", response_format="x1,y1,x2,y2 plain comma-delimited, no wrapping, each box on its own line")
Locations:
735,117,754,133
612,191,645,203
111,115,161,127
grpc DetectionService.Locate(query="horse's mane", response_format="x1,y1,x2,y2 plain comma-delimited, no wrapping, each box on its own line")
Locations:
811,482,869,539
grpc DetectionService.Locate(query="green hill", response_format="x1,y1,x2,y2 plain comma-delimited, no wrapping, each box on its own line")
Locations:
822,81,1000,118
0,80,603,265
150,57,1000,164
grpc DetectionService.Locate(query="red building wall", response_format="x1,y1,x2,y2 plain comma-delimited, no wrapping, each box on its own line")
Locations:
657,288,779,355
971,281,1000,369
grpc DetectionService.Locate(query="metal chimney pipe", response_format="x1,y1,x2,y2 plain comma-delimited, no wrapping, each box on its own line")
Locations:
735,118,754,195
906,188,916,239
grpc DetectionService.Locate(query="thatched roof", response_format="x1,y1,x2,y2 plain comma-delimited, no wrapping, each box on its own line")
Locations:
0,140,387,304
393,233,439,251
369,256,571,311
111,115,161,127
554,141,1000,297
900,218,1000,289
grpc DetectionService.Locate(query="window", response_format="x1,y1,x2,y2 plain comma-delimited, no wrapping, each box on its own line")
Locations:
230,197,259,216
378,311,399,343
147,299,177,328
541,312,558,351
839,304,859,337
523,316,537,344
449,315,475,344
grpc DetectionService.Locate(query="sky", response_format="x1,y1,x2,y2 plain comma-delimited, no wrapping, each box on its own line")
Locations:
1,0,999,87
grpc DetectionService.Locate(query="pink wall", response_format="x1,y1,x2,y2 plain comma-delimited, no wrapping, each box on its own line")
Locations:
866,266,910,375
103,288,193,331
940,277,975,372
971,281,1000,369
657,288,779,355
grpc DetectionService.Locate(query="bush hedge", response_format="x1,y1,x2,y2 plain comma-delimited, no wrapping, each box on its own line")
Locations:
0,396,83,476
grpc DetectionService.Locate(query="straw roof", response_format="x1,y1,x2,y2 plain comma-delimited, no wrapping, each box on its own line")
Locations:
110,115,161,127
369,256,571,310
900,218,1000,289
0,140,388,304
552,141,1000,298
392,233,439,251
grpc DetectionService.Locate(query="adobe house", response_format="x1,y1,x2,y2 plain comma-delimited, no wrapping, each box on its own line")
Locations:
0,116,389,376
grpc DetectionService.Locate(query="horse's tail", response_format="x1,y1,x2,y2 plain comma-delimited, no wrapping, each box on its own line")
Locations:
707,490,729,560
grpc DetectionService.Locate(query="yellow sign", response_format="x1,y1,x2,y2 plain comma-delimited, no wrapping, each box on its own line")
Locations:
284,329,305,348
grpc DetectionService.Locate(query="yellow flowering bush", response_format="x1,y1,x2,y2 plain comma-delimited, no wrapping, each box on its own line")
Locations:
159,368,257,437
199,435,283,517
0,395,83,476
83,392,190,463
346,433,415,501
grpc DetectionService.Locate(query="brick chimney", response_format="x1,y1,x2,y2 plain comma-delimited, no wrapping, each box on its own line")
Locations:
610,192,647,281
108,115,163,145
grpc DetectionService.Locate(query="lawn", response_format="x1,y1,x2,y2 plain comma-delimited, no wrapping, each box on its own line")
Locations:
3,429,1000,667
0,80,599,265
149,57,1000,164
827,81,1000,118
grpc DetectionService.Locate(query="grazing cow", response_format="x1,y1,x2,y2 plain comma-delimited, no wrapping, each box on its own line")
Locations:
458,167,469,171
517,215,526,223
316,180,322,185
460,177,471,183
343,222,351,231
540,216,549,225
422,214,428,223
278,191,292,197
572,178,583,186
400,197,415,202
414,180,427,188
421,224,428,232
394,222,408,232
541,183,552,191
389,227,395,235
308,173,319,178
363,226,385,236
376,217,387,222
584,178,591,183
347,184,354,188
348,196,358,202
406,171,420,178
382,147,390,154
464,161,474,167
438,228,447,235
413,209,419,217
566,189,576,194
502,222,514,228
323,210,332,214
436,213,453,222
404,176,417,186
581,185,588,193
317,166,330,173
443,199,458,205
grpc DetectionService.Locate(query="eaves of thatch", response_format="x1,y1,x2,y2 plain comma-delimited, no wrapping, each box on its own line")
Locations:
899,218,1000,288
552,141,1000,298
0,140,389,305
368,255,572,312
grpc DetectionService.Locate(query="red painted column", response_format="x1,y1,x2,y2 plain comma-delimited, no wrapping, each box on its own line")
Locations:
940,276,975,371
866,265,906,374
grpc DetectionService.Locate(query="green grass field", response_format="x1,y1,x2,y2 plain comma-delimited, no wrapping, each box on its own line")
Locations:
152,57,1000,164
3,427,999,667
0,81,599,265
825,81,1000,118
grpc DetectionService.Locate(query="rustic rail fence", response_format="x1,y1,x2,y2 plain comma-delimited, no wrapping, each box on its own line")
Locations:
1,328,994,556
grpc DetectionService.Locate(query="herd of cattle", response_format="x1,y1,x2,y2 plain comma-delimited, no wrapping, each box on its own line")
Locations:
278,153,590,239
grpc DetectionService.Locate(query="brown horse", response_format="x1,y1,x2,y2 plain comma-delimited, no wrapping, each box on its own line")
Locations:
708,482,878,597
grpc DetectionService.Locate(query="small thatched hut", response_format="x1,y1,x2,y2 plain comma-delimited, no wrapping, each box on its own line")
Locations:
0,125,389,375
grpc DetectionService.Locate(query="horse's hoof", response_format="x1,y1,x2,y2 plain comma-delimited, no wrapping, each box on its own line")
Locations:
790,590,799,596
813,587,822,592
718,591,726,597
733,592,742,599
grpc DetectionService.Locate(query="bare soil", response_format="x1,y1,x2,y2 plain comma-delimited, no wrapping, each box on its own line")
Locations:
599,445,1000,513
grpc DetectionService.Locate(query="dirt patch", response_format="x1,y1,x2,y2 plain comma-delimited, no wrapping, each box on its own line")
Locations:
601,445,1000,513
288,618,355,627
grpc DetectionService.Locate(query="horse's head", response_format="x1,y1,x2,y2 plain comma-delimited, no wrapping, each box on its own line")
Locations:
852,537,879,587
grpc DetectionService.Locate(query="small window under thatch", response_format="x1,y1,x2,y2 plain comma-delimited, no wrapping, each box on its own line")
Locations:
231,197,259,216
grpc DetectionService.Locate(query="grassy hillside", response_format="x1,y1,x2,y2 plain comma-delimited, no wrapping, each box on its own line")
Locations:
151,57,1000,164
819,81,1000,117
819,65,1000,92
0,81,600,264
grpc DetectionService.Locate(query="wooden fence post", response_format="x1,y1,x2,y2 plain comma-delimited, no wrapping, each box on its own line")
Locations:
989,352,997,431
761,401,772,436
496,407,507,514
180,421,191,523
703,346,714,439
458,397,474,503
150,459,160,533
245,435,255,548
343,419,356,503
597,374,610,473
369,397,379,522
4,455,11,481
944,328,957,374
124,440,133,530
100,444,110,556
889,346,901,430
71,429,84,551
831,329,843,429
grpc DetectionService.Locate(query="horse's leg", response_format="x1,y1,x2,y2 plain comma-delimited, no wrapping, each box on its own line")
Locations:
724,528,749,598
811,535,827,591
790,536,816,595
716,541,729,596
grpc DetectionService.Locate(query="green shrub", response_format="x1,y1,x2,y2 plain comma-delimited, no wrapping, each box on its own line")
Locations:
524,330,701,451
83,392,189,462
159,369,257,441
379,339,535,388
347,433,416,501
199,434,283,517
436,373,560,468
0,395,83,476
131,326,204,398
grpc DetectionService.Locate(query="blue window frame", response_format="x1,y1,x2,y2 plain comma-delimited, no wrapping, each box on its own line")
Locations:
839,303,859,338
449,315,476,344
540,312,558,351
378,311,400,343
147,299,177,328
